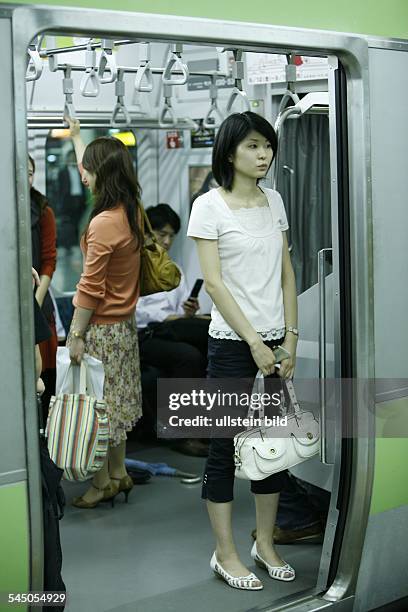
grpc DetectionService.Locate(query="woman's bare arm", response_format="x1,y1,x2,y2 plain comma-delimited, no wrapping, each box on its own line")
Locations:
67,118,86,164
280,232,298,378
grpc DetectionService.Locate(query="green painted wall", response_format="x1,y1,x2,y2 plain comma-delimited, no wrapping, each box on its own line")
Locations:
0,483,29,612
370,399,408,515
1,0,407,39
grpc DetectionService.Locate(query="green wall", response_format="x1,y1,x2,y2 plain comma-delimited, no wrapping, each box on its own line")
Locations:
1,0,408,39
0,483,29,612
370,399,408,515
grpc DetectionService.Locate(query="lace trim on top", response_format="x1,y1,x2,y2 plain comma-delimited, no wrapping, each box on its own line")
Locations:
209,327,286,341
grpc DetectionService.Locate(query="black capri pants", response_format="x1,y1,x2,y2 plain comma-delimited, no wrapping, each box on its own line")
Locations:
201,335,287,503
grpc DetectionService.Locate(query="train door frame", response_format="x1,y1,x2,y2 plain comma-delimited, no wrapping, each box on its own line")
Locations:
4,5,375,611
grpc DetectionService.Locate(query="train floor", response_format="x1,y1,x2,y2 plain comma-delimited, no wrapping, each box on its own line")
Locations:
60,442,323,612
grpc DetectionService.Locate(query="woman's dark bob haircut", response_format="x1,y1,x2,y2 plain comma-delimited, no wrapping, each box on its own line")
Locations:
212,111,278,191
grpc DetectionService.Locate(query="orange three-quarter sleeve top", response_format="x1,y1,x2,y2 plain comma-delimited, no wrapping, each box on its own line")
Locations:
73,206,141,325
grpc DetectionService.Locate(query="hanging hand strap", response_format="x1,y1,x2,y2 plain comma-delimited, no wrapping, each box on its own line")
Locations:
162,44,189,86
98,39,117,84
134,42,153,92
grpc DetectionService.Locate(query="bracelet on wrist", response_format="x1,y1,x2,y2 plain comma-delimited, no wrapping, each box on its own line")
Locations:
72,330,84,340
285,326,299,337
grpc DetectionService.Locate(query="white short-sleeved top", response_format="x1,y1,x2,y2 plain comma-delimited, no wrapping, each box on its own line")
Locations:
187,187,289,341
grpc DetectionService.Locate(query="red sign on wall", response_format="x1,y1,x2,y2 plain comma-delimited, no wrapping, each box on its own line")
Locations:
166,131,183,149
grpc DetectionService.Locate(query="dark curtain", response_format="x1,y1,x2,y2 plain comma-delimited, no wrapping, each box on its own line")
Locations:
276,114,332,294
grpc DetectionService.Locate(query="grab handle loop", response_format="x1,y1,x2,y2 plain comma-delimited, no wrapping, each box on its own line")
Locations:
80,44,100,97
98,39,117,84
135,64,153,92
159,84,177,128
111,69,131,127
134,42,153,92
135,43,153,93
203,75,224,128
26,45,43,82
111,102,131,127
225,88,250,114
225,49,250,114
62,66,76,125
162,43,189,86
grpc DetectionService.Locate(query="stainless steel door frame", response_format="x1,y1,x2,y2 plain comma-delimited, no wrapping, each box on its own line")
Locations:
8,5,374,607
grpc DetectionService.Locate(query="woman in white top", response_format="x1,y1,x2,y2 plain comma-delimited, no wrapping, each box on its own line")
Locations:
187,111,298,591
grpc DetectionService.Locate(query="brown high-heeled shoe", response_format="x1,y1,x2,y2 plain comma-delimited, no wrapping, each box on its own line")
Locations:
112,474,134,503
72,481,118,509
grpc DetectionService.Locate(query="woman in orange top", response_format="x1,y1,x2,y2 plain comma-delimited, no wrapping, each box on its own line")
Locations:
67,119,143,508
29,155,58,416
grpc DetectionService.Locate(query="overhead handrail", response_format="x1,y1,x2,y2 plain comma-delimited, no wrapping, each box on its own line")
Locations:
274,105,301,133
162,43,189,86
27,111,200,131
225,49,250,115
134,42,153,93
26,42,43,82
159,84,177,128
62,65,76,125
275,92,329,132
203,74,224,129
80,42,100,97
111,69,131,127
295,91,329,114
98,39,117,84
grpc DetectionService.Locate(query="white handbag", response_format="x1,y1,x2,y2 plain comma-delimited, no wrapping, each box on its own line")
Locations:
233,371,320,481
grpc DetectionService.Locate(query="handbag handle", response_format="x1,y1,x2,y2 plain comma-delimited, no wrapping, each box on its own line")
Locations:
245,371,302,428
58,359,95,396
79,360,96,396
246,370,266,424
79,361,87,394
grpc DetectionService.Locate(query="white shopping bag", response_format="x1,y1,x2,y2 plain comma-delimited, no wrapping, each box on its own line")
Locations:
55,346,105,399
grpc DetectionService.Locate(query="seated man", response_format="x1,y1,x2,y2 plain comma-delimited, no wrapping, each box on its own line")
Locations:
136,204,209,456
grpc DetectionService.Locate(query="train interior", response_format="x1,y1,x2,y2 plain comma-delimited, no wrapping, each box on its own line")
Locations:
27,32,339,612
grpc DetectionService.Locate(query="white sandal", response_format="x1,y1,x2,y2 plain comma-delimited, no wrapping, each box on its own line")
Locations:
210,552,263,590
251,542,296,582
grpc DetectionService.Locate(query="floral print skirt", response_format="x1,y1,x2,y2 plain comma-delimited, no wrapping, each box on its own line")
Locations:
68,317,142,446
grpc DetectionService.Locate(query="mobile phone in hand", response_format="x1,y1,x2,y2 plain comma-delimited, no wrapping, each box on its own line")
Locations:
189,278,204,300
273,345,291,363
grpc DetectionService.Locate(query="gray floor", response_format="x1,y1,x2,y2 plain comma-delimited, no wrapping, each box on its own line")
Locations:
60,445,322,612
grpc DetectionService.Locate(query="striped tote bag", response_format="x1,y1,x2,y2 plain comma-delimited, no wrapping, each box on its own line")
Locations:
46,361,109,481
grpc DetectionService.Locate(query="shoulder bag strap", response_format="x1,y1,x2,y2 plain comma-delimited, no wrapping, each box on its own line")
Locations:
284,379,302,418
140,205,156,245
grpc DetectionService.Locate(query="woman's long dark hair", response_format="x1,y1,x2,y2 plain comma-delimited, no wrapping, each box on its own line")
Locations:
29,155,48,213
82,137,142,248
